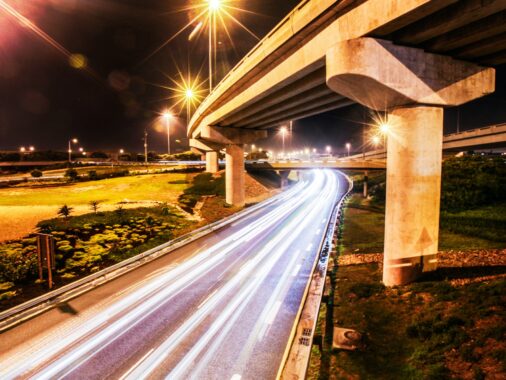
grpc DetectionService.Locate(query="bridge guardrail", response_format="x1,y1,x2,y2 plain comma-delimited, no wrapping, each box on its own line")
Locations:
0,189,285,332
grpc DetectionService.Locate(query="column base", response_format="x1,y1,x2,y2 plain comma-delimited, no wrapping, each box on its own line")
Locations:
383,254,438,286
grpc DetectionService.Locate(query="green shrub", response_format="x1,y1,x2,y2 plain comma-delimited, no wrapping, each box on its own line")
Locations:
0,291,17,301
0,282,14,291
31,169,43,178
88,170,98,180
64,168,79,181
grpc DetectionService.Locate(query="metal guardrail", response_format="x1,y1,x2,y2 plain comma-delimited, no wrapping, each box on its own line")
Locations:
0,190,284,332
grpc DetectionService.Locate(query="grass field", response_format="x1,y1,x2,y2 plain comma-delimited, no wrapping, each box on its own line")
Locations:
308,263,506,380
340,195,506,254
0,173,190,241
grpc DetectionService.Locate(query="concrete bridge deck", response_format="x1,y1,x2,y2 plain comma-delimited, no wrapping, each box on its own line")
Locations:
246,159,386,171
189,0,505,288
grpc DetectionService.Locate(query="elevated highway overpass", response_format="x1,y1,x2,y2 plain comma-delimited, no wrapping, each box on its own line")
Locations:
349,123,506,160
189,0,506,286
246,159,386,171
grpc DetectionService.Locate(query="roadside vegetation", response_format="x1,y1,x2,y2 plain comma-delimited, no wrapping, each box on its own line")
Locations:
0,170,274,311
0,205,196,310
308,263,505,380
344,156,506,253
308,156,506,379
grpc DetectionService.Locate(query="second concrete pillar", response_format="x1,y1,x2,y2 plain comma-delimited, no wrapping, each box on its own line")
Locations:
206,151,219,173
383,106,443,286
225,144,245,207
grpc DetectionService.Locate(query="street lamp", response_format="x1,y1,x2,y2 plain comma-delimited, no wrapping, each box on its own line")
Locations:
207,0,222,92
162,110,173,155
68,138,78,163
346,142,351,157
372,135,381,147
119,149,124,154
251,144,256,153
29,146,35,152
378,121,390,147
326,145,332,156
19,146,26,153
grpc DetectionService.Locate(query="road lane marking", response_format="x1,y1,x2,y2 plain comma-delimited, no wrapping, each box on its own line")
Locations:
315,229,321,235
198,289,219,309
306,243,313,252
292,264,302,277
119,348,154,380
265,301,282,325
231,374,242,380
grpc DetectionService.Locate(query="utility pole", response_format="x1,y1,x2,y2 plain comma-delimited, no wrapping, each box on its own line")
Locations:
289,120,293,150
144,129,148,165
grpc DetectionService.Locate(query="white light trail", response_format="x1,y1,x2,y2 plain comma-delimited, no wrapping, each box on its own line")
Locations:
1,170,343,380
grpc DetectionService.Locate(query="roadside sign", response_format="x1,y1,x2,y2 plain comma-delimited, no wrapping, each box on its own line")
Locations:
36,233,56,289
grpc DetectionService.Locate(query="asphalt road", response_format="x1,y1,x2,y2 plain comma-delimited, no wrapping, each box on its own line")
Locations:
0,169,348,380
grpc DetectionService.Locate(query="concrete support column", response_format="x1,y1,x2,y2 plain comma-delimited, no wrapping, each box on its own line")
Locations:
206,151,219,173
383,106,443,286
363,170,369,198
225,144,245,207
279,170,290,189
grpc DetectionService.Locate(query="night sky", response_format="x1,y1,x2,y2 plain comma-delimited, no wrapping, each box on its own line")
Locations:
1,0,505,154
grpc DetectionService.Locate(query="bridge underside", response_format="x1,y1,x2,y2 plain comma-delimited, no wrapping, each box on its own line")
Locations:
189,0,506,286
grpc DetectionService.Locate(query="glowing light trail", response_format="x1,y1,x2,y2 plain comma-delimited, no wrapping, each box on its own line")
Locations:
1,170,345,380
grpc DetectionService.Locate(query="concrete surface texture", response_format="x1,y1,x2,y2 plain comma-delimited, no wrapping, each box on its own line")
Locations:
383,106,443,286
226,144,245,207
206,151,219,173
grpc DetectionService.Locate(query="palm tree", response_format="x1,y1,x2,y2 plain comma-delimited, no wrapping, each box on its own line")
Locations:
58,204,73,220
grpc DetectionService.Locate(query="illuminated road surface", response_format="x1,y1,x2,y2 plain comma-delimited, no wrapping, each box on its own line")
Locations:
0,169,348,380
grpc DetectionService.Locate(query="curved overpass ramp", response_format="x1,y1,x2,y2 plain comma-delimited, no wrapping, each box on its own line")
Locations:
189,0,505,286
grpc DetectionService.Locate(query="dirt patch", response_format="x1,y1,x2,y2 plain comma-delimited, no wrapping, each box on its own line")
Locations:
0,202,162,242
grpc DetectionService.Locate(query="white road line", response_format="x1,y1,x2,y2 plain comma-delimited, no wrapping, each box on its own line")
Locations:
198,289,219,309
231,375,241,380
265,301,282,325
292,264,301,277
119,349,154,380
306,243,313,252
315,229,321,235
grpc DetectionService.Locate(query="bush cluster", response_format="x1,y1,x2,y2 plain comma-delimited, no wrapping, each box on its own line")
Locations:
178,173,225,211
0,212,183,288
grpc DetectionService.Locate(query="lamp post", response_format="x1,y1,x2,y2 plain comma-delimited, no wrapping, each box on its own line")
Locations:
207,0,221,92
162,111,173,155
326,145,332,157
346,142,351,157
185,88,195,124
143,129,148,165
68,138,78,163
